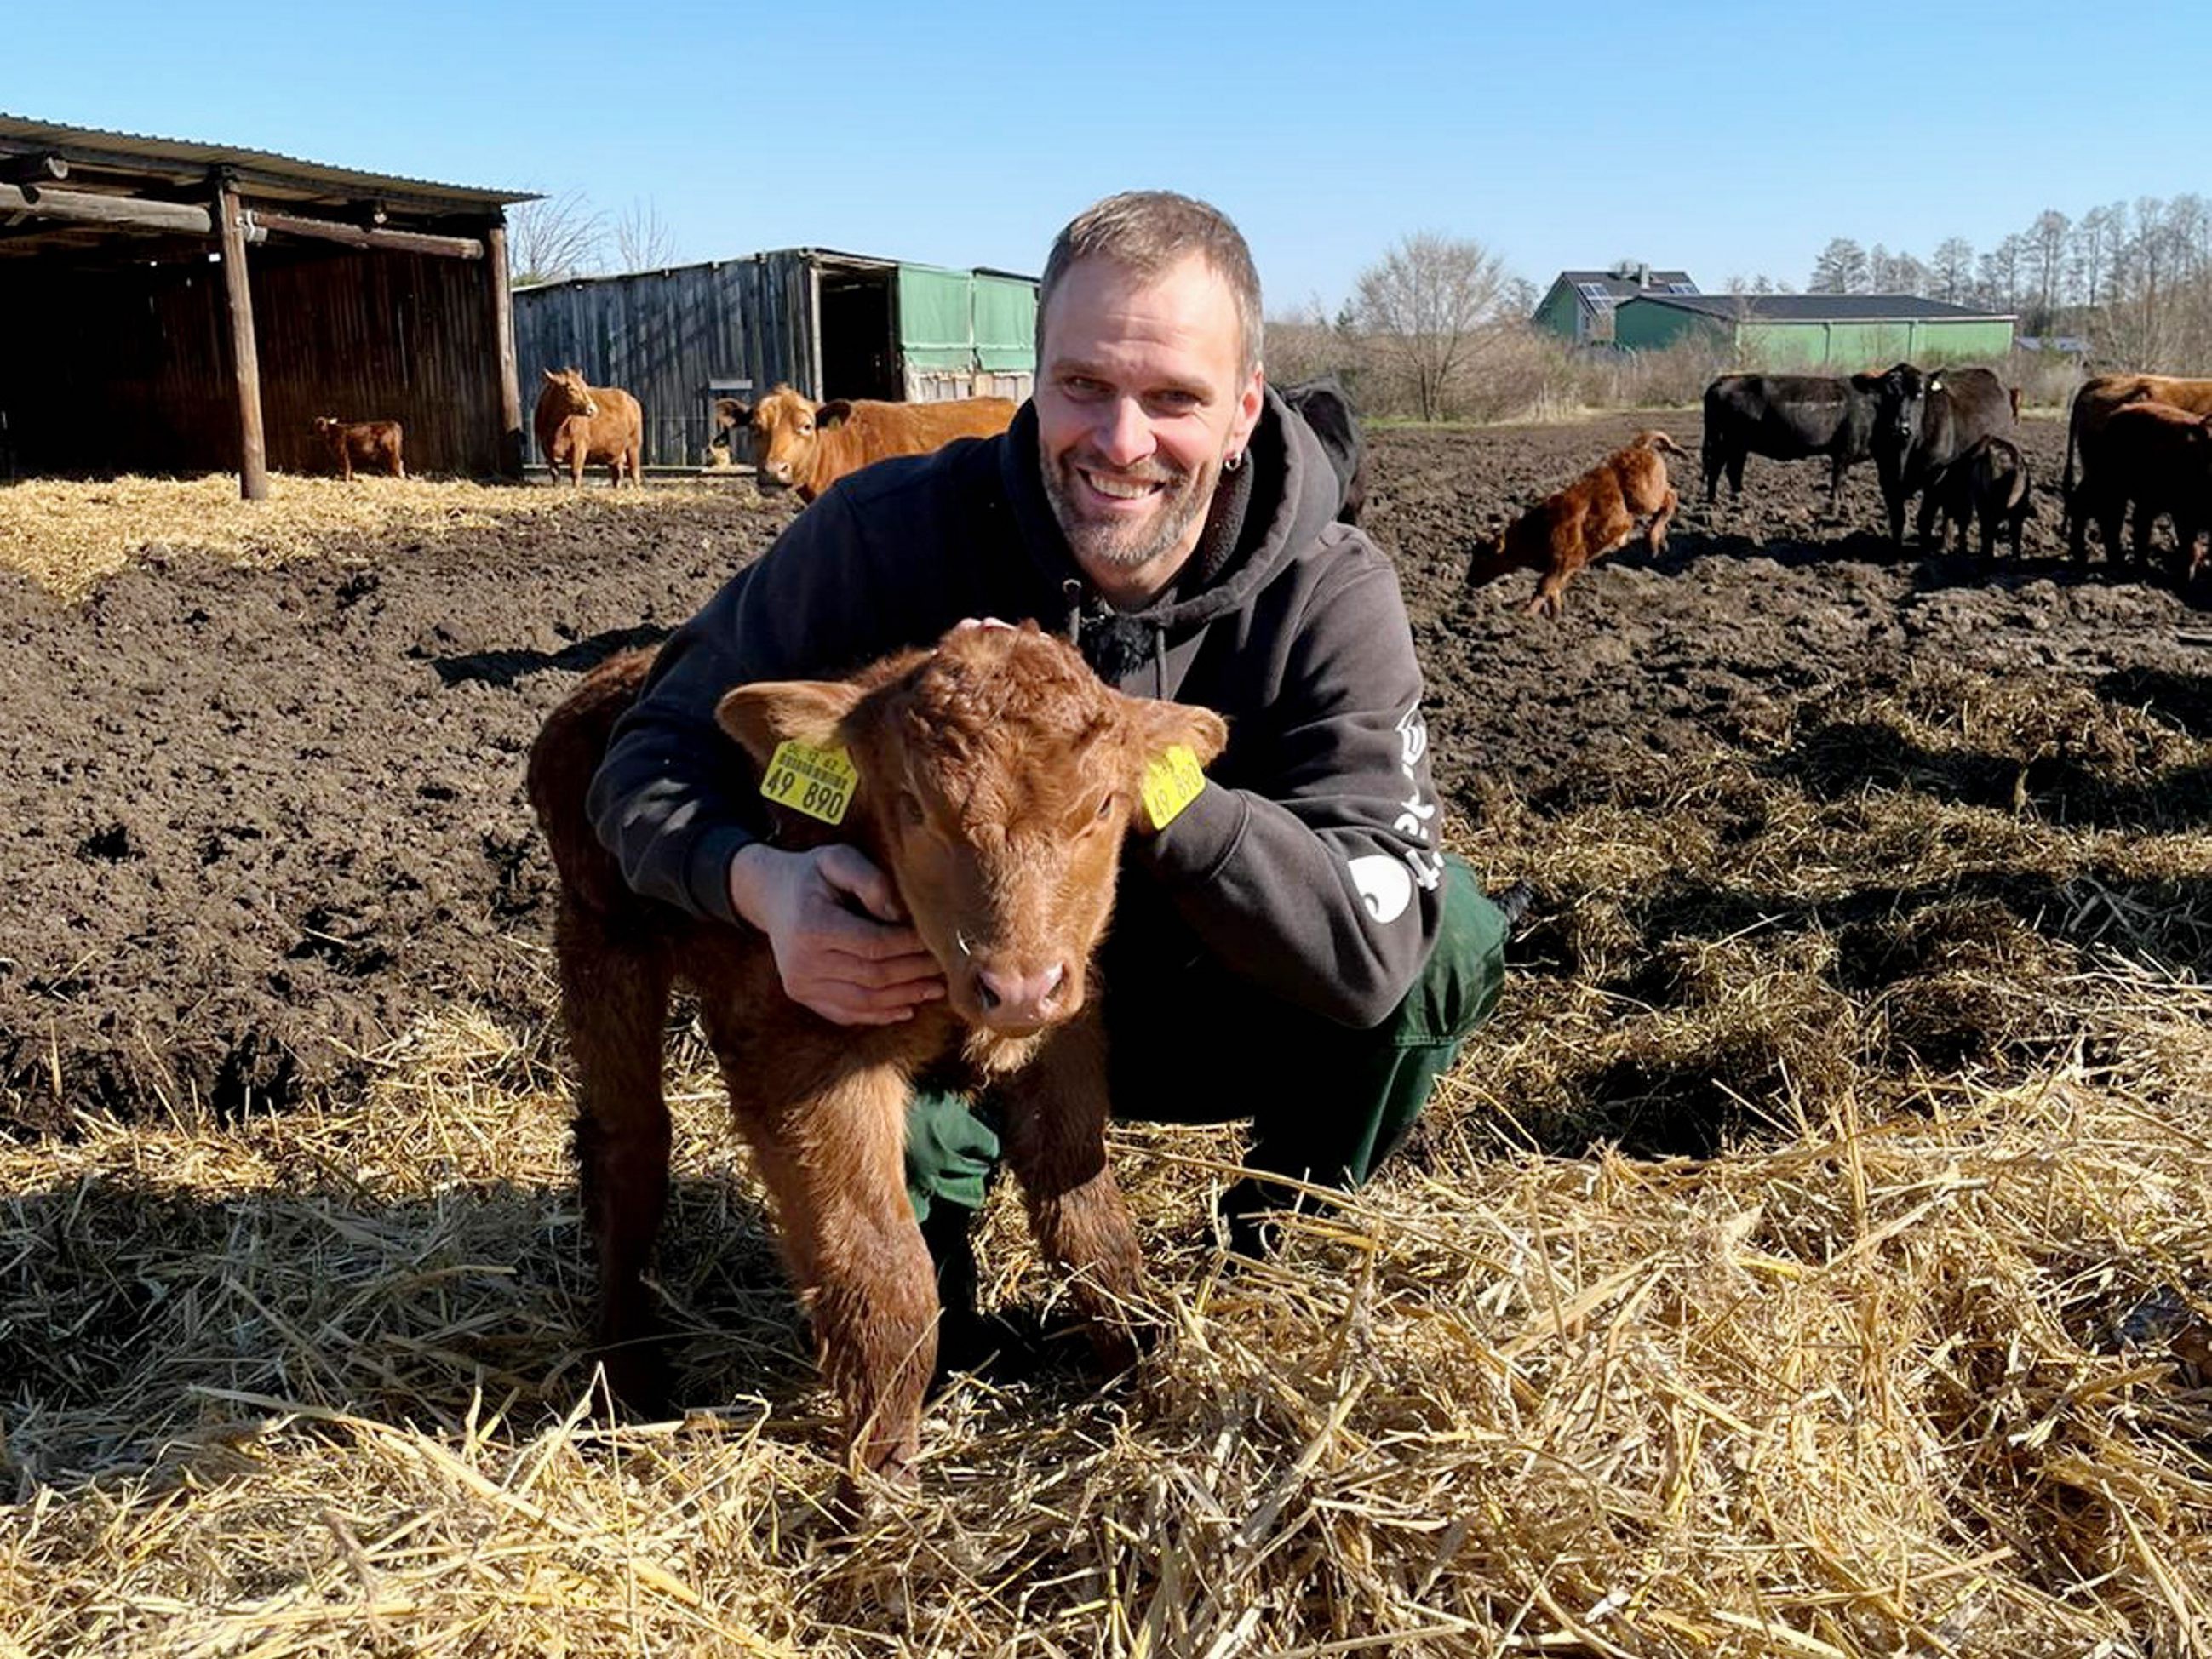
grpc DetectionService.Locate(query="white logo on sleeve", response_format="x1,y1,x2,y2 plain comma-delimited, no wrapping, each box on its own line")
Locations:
1342,701,1443,928
1348,854,1415,924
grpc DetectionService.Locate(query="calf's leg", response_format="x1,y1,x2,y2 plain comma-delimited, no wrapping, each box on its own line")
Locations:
1644,486,1678,554
737,1062,937,1490
556,896,678,1411
994,1022,1148,1370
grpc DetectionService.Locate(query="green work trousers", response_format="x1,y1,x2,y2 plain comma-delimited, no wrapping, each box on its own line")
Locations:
903,854,1509,1227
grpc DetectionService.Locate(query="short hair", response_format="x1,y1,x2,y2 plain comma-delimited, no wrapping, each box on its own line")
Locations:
1036,191,1263,376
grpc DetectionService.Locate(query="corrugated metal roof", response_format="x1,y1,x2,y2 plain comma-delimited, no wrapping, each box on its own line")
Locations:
0,111,534,211
1625,292,2014,323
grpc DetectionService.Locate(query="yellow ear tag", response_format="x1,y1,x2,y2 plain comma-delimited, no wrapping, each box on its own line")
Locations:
759,739,857,826
1140,744,1206,831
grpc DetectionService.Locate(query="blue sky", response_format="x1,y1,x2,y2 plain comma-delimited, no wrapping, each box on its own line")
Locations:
9,0,2202,312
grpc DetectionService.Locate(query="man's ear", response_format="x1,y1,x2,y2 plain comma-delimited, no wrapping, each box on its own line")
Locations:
714,679,867,769
1126,695,1229,771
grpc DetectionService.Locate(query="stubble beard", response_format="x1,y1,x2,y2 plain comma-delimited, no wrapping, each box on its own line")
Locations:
1040,436,1219,575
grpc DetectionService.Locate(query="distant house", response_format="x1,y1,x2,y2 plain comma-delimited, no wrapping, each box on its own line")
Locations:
1612,292,2015,370
1533,265,1699,346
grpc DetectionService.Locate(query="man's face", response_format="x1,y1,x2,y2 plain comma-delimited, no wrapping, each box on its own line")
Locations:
1034,252,1264,597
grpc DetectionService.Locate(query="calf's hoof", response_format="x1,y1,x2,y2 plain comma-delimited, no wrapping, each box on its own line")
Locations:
590,1336,677,1422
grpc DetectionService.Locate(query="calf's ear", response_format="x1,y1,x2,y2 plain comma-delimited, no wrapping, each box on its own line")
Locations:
816,400,854,430
1124,695,1229,771
715,679,868,769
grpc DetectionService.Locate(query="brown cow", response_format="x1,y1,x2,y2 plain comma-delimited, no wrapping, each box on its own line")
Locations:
527,623,1226,1497
2066,373,2212,561
534,367,645,488
1464,431,1688,618
312,415,404,480
716,385,1016,501
2082,401,2212,581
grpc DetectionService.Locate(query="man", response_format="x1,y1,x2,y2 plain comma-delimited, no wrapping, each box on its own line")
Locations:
587,190,1510,1290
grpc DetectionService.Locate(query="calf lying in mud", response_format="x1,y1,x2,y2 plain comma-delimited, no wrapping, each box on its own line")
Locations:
1465,431,1688,618
526,624,1226,1494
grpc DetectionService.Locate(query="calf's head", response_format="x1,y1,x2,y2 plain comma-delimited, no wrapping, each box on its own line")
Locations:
1464,516,1544,588
748,385,834,491
716,625,1228,1035
541,367,599,419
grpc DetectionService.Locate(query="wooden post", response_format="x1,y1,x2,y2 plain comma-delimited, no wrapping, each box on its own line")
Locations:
484,216,524,479
214,174,268,501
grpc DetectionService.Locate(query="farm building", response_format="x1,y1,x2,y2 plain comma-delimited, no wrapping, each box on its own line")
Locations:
513,252,1039,472
1611,292,2016,369
1533,265,1699,346
0,112,534,495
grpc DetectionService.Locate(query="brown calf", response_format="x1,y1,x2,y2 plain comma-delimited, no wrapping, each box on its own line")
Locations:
527,624,1226,1494
716,385,1017,501
1465,431,1688,618
534,367,645,488
312,415,404,480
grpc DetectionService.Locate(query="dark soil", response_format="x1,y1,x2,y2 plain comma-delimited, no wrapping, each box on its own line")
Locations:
4,416,2207,1130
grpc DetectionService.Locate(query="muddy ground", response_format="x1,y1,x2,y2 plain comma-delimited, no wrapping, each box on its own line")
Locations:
3,415,2205,1130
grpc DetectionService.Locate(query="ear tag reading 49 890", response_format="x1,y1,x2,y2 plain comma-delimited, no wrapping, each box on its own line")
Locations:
760,740,857,826
1141,744,1206,831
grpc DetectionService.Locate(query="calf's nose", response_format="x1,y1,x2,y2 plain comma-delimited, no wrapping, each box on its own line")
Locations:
975,960,1069,1027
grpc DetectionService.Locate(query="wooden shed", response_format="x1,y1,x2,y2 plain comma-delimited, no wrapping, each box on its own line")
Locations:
0,112,534,495
513,249,1038,472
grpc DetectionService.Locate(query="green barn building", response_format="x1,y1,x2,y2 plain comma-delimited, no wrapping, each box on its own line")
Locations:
1532,265,1699,345
1610,292,2015,370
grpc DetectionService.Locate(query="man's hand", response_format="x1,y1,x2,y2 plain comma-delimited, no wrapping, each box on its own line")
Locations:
728,844,946,1026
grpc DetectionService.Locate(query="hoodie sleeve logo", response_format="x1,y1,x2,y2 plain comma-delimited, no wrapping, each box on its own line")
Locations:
1344,703,1444,926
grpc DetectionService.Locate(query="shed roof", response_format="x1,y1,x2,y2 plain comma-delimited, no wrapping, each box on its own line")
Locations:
0,112,534,215
1623,291,2014,323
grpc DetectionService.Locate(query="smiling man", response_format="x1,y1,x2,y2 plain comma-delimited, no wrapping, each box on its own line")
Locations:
587,190,1512,1290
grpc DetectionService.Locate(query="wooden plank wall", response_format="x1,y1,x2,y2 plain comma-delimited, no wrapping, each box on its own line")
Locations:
0,246,502,478
512,254,825,471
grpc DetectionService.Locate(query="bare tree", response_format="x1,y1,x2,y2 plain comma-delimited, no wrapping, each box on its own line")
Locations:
1808,237,1868,294
2028,209,2070,328
1930,237,1974,304
615,197,679,272
1350,232,1513,422
509,189,606,287
2069,209,2113,309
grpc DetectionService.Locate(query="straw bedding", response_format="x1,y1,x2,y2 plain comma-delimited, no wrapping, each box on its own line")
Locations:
4,426,2212,1654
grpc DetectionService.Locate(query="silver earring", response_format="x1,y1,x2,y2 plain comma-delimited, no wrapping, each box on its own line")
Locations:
1223,451,1244,473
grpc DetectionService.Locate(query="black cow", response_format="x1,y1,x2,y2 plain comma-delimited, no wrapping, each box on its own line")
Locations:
1869,363,2016,548
1928,435,2034,561
1700,374,1882,515
1281,375,1368,526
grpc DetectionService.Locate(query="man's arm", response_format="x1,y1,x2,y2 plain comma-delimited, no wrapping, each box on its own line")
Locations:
1129,556,1447,1028
582,483,950,1022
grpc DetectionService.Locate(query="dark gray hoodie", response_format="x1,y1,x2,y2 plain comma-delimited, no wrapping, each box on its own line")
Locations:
587,387,1447,1028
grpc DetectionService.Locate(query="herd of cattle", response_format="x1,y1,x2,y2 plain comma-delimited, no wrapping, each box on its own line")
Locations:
1700,365,2212,579
306,362,2212,622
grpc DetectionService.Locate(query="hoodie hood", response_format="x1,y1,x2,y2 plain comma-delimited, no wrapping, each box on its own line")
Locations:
1000,383,1349,638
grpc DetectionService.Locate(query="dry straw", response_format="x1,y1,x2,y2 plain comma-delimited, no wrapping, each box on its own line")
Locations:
4,495,2212,1653
0,473,754,601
